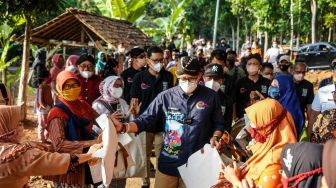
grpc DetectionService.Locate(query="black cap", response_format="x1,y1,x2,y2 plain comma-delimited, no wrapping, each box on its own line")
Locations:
176,56,201,76
204,63,224,78
76,54,95,65
127,47,145,58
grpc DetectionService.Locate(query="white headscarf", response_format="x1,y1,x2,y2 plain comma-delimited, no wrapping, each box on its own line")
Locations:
99,76,124,103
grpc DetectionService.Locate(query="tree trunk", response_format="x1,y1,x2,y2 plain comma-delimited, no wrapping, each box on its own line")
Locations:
17,15,31,120
311,0,317,43
231,20,236,51
236,16,240,54
1,69,6,85
290,0,294,60
296,0,302,49
328,27,332,42
264,18,269,55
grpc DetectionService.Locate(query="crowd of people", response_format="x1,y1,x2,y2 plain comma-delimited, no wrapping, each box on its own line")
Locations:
0,36,336,188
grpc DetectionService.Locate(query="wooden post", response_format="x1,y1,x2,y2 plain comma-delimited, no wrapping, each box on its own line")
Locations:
17,15,31,120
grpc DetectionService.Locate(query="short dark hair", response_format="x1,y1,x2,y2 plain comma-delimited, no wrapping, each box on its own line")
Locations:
294,62,307,70
227,50,237,56
210,49,226,61
246,54,262,64
147,46,163,57
261,63,274,71
76,54,95,65
127,47,145,58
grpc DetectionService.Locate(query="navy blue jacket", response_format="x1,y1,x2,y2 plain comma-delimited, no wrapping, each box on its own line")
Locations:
134,85,225,176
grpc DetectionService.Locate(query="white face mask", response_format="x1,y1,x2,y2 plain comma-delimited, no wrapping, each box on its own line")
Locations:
111,87,123,99
152,62,162,72
205,79,221,92
293,73,304,82
65,65,78,73
80,71,94,79
246,65,259,75
179,80,198,94
262,74,272,80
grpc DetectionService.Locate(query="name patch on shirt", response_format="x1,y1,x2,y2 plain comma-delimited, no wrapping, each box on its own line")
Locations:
302,89,307,97
221,106,226,116
162,81,168,90
261,85,267,94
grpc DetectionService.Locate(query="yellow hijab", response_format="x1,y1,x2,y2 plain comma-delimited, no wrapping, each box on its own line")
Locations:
242,99,297,180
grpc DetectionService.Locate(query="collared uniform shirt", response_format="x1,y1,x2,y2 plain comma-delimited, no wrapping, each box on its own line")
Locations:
120,67,142,104
235,75,270,118
134,85,225,176
295,79,314,117
130,69,174,114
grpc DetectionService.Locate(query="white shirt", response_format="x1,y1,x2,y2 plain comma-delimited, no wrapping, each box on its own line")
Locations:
266,47,280,63
311,84,336,113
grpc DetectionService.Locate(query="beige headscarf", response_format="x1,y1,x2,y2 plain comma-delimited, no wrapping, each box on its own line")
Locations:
0,105,22,143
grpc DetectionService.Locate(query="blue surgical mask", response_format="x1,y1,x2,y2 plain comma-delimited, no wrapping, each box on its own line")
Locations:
268,86,280,99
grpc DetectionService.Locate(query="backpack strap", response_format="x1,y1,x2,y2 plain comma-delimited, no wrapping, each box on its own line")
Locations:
0,84,8,105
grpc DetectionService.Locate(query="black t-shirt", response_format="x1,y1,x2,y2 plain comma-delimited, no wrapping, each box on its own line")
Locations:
218,90,233,133
130,69,174,114
295,79,314,116
235,75,271,118
120,67,142,104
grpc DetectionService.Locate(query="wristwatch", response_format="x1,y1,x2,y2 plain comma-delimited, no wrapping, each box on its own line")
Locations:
120,123,126,134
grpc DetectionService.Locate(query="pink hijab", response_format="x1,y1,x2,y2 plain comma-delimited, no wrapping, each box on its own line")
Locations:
50,54,64,81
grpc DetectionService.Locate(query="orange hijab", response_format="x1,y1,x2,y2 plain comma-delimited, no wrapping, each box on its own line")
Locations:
242,99,297,180
47,71,93,131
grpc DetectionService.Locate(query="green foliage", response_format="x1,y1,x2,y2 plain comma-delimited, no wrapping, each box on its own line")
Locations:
94,0,150,23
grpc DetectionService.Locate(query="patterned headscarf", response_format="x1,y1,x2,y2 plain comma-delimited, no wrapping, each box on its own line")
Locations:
99,76,123,103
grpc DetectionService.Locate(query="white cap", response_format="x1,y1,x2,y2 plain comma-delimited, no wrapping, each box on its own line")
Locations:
279,55,290,63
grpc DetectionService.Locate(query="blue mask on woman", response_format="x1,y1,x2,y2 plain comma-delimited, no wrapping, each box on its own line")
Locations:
268,86,280,99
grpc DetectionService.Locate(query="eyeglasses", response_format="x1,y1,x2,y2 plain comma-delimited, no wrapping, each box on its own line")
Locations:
63,82,80,90
294,71,305,74
179,76,198,83
79,64,94,70
149,58,163,64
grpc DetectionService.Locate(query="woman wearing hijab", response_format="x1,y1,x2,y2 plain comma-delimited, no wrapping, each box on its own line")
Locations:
50,54,65,104
0,105,97,187
92,76,135,119
45,71,100,187
322,139,336,188
95,51,107,76
268,74,304,137
280,142,323,188
65,55,79,73
220,99,297,187
92,76,136,188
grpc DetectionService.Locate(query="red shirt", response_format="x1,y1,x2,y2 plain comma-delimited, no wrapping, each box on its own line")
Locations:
78,75,103,105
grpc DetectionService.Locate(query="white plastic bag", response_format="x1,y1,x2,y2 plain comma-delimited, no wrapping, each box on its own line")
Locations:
178,144,223,188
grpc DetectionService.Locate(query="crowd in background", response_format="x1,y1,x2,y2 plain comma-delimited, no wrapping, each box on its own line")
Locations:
0,35,336,188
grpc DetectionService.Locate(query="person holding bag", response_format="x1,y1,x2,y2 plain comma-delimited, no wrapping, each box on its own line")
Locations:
92,75,146,188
